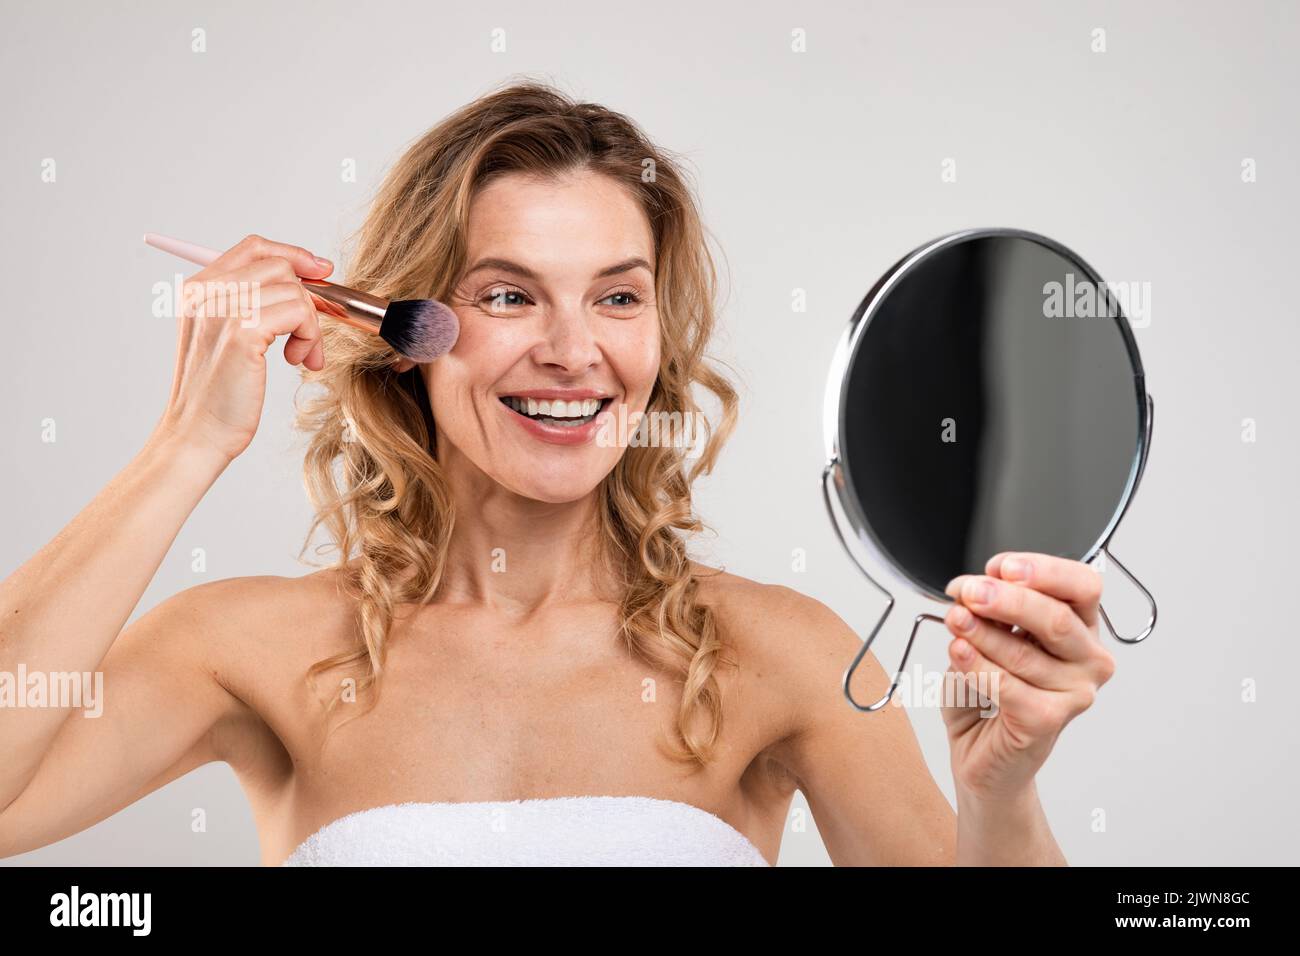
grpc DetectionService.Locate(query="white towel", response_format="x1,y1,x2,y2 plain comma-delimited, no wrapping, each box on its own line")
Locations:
281,794,770,866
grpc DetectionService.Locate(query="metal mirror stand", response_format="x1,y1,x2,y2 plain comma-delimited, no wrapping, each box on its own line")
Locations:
826,394,1158,714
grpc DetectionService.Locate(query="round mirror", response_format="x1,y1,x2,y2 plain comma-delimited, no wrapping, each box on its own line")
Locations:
825,228,1151,602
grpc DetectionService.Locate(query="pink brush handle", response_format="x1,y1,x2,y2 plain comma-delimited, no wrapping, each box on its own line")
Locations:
142,232,223,268
142,231,390,336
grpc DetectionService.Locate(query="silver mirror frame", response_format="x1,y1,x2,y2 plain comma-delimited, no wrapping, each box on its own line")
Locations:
822,227,1157,713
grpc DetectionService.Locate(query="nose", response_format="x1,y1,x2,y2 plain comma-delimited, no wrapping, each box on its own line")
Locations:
531,301,602,374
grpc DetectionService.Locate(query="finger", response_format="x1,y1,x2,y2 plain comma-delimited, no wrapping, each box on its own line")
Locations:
235,298,321,358
189,233,333,285
956,634,1086,738
183,256,310,321
948,639,1086,739
277,283,323,366
945,632,1021,715
230,263,324,366
196,279,322,366
191,278,304,330
302,338,325,372
945,575,1094,663
945,603,1077,691
204,254,312,290
983,552,1103,625
284,333,315,367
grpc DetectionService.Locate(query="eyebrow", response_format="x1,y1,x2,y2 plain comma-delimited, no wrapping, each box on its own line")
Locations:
461,256,654,282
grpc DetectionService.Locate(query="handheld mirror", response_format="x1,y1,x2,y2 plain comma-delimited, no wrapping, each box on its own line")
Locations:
822,228,1157,712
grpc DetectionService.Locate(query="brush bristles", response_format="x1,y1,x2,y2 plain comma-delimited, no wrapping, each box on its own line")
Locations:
380,300,460,363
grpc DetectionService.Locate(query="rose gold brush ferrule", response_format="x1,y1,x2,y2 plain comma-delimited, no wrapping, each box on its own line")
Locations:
301,278,388,333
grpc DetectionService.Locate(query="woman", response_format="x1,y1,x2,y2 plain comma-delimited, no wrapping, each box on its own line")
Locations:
0,80,1115,866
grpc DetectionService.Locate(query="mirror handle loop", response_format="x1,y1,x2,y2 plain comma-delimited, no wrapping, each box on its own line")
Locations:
1094,547,1158,644
823,459,943,712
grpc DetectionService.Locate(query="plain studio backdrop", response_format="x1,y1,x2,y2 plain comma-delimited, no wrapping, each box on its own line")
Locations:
1,0,1295,866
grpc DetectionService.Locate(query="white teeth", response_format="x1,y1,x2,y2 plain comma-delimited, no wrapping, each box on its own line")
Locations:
503,396,605,421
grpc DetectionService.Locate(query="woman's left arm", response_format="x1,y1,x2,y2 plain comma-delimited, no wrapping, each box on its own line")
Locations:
756,551,1113,866
940,552,1117,865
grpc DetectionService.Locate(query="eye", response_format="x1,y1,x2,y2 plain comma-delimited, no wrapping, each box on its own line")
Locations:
477,285,645,313
599,289,643,309
480,286,532,312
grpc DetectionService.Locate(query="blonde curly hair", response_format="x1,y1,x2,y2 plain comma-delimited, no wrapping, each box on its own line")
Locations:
294,77,739,766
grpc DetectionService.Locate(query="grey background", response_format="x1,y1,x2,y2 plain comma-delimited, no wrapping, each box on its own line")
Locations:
1,0,1295,865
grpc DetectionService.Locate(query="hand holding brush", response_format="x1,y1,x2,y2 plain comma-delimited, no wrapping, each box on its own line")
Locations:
144,232,459,366
142,232,457,462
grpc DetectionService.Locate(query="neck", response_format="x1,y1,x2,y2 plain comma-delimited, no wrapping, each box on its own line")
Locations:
437,453,614,615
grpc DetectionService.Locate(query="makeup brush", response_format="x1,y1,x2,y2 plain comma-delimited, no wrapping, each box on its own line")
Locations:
142,232,459,362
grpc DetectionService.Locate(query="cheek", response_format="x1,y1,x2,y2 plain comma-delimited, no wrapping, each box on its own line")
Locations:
425,311,521,406
425,371,475,443
421,329,500,433
610,320,661,401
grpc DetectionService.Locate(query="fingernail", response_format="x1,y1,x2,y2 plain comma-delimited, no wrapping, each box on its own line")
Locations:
1002,556,1028,581
950,605,975,633
952,638,973,660
965,579,994,605
945,576,963,598
313,255,332,269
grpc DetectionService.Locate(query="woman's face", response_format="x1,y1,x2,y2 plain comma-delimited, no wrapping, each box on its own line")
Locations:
421,169,661,504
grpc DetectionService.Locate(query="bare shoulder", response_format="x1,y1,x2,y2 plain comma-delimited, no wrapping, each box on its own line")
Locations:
692,563,857,640
177,567,351,617
689,563,892,746
128,567,358,690
141,567,350,642
690,562,878,677
126,568,359,766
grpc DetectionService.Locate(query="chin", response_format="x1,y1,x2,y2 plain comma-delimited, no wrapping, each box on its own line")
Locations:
507,476,604,505
492,451,617,504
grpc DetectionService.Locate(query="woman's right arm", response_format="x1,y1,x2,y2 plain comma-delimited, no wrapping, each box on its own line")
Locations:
0,234,332,855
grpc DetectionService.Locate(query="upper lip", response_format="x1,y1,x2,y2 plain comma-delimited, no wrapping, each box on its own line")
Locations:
498,388,613,400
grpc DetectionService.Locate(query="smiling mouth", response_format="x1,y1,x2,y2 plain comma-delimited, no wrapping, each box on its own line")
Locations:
499,395,611,428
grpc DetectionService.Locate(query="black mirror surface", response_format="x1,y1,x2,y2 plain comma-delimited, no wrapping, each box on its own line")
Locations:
835,231,1147,599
